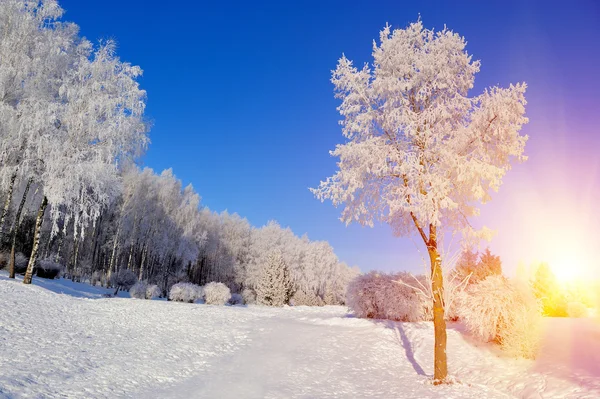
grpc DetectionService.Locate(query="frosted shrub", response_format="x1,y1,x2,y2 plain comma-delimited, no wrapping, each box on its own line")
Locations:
146,284,161,299
457,275,542,358
291,288,324,306
169,282,203,303
204,282,231,305
229,293,244,305
0,252,28,272
91,271,107,287
500,299,543,359
36,258,63,279
129,282,148,299
346,271,430,322
14,252,29,273
567,301,588,318
242,288,256,305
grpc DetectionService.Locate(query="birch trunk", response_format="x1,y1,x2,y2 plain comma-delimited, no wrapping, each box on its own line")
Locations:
23,196,48,284
71,238,80,281
0,173,17,239
138,243,147,280
8,177,32,278
108,226,120,275
126,244,134,270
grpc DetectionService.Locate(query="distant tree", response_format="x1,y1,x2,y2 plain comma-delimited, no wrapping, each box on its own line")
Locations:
255,249,291,307
110,269,137,296
454,247,502,284
532,263,567,316
312,20,528,382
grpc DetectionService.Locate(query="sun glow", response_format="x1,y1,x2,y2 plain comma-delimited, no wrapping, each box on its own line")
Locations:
547,252,589,284
535,221,597,285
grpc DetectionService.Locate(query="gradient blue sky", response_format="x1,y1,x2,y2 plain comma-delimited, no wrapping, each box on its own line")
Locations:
58,0,600,276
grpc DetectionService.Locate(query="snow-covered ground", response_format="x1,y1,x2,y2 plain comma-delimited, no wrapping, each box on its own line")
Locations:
1,274,599,399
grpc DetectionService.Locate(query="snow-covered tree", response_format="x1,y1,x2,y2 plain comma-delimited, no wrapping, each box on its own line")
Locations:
110,269,137,296
255,249,291,307
312,20,528,382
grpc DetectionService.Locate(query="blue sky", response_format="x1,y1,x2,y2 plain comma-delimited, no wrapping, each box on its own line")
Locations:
58,0,600,276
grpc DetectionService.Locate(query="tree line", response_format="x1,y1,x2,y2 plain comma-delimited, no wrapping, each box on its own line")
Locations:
0,0,358,304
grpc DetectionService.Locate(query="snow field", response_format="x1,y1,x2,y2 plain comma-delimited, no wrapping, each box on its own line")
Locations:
1,274,599,399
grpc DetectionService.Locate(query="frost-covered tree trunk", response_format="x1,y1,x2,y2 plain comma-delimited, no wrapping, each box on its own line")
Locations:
23,196,48,284
0,173,17,238
427,225,447,382
8,177,32,278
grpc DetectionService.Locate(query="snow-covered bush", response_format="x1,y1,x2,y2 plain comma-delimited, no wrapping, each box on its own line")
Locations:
203,282,231,305
36,258,63,279
146,284,161,299
567,301,588,318
130,282,162,299
242,288,256,305
91,271,106,287
110,269,138,294
169,282,203,303
129,282,148,299
346,271,430,322
290,288,324,306
0,252,8,269
457,275,542,359
228,293,244,305
11,252,29,274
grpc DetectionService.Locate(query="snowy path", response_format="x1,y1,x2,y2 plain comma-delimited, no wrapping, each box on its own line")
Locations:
1,274,600,399
157,310,510,399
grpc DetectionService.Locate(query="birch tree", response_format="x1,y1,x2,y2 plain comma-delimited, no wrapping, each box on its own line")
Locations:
312,21,528,382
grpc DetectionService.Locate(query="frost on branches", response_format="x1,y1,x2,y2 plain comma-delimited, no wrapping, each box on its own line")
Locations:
312,20,528,382
346,271,431,322
0,0,148,285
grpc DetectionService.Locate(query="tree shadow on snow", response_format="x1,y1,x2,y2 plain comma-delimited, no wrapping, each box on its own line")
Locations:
0,272,128,299
375,320,430,377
